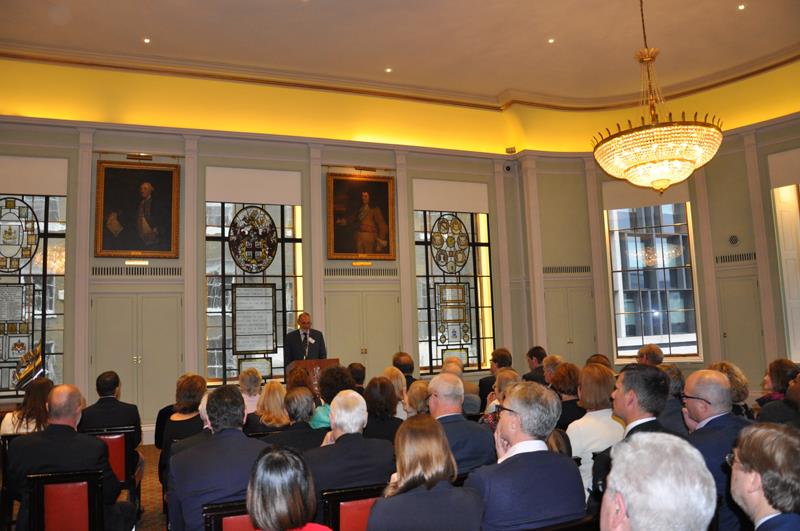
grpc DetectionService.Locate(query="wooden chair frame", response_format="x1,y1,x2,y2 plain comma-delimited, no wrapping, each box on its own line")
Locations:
27,469,104,531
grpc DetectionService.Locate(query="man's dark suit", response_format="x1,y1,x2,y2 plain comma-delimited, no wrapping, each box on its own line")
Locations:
264,421,327,452
367,480,483,531
170,428,212,458
479,375,496,413
465,450,585,531
168,428,266,531
284,328,327,366
688,413,751,531
437,414,496,474
523,366,546,385
8,424,130,531
78,396,143,476
757,513,800,530
657,397,689,437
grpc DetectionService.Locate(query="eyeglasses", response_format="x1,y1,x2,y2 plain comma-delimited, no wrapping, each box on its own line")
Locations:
496,404,517,415
680,392,712,405
725,452,738,468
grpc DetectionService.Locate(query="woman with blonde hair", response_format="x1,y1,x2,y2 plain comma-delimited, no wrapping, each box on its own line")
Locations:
239,367,262,415
382,366,408,420
244,380,290,435
405,380,430,417
708,361,754,419
367,415,483,531
479,368,520,432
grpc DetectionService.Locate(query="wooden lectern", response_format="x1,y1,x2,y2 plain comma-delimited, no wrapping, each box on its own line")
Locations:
287,358,339,398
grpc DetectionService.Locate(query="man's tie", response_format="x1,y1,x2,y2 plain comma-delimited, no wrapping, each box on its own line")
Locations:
302,332,308,359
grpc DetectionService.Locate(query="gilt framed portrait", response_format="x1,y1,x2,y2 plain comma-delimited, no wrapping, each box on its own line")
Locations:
327,173,395,260
94,160,180,258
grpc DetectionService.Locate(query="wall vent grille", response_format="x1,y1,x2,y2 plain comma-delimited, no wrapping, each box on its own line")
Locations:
543,265,591,274
91,266,183,277
324,267,398,278
715,252,756,264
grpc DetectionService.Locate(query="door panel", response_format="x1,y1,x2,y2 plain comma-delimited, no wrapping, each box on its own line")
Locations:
568,287,596,360
140,295,182,425
364,292,401,381
91,295,136,404
544,288,570,358
719,276,765,389
324,292,364,370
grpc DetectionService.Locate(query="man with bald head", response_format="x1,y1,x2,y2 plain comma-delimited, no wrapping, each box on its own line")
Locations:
8,384,135,531
683,369,752,531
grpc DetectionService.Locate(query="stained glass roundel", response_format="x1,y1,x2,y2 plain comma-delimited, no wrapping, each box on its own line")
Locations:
430,214,470,274
228,206,279,274
0,197,39,273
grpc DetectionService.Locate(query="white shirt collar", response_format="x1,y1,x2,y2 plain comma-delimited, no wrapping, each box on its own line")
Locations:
696,411,729,430
623,416,656,437
754,512,781,529
497,439,548,464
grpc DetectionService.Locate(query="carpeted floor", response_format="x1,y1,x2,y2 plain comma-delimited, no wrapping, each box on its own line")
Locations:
137,445,166,530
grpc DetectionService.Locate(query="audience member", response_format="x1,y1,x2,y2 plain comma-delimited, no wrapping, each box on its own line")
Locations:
523,346,547,384
567,363,624,497
169,385,267,531
542,354,564,387
247,446,332,531
730,423,800,530
392,351,416,389
0,377,53,434
8,384,136,531
159,374,207,491
657,363,689,436
465,382,585,530
683,369,751,531
348,362,366,395
268,387,328,452
383,366,409,420
429,372,495,474
170,393,211,457
479,367,520,432
238,367,262,415
368,414,483,531
551,362,587,430
405,379,430,416
601,432,716,531
757,359,799,408
585,354,613,369
479,348,512,412
309,366,356,429
363,376,403,443
155,373,193,450
286,366,321,406
443,355,480,396
303,390,395,518
442,359,481,415
244,379,290,435
758,371,800,428
636,343,663,366
710,360,755,419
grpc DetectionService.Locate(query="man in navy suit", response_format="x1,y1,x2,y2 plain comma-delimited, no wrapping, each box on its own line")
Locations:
479,348,512,412
730,423,800,531
684,369,752,531
284,312,327,367
429,372,496,474
465,381,585,530
168,385,266,531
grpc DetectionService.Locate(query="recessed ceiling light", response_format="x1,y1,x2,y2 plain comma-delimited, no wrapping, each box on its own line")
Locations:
384,67,392,73
547,38,555,44
737,4,745,10
143,37,151,44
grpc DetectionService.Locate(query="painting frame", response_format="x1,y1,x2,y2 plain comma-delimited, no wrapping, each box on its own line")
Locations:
327,173,396,260
94,160,181,258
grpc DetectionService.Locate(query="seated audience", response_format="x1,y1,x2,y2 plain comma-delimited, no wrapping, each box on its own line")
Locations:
239,367,262,415
364,376,403,442
287,366,321,406
0,376,53,434
383,366,409,420
601,432,716,531
405,379,430,416
758,371,800,428
522,345,547,384
268,387,328,452
309,366,356,429
657,363,689,436
465,381,585,530
683,369,751,530
348,362,366,395
479,367,520,431
479,348,512,412
585,353,613,369
542,354,564,387
8,384,136,531
159,374,207,491
710,360,755,419
757,359,799,408
169,385,267,531
244,379,290,435
247,446,332,531
170,393,211,457
567,363,623,497
155,372,194,450
392,351,416,390
636,343,664,366
730,423,800,530
443,355,480,397
368,414,483,531
441,359,481,415
303,390,395,518
429,372,496,474
552,362,586,430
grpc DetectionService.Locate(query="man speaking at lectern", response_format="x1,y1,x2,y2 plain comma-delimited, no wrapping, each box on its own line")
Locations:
285,312,327,366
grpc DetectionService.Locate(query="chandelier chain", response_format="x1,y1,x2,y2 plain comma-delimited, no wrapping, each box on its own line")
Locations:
639,0,649,48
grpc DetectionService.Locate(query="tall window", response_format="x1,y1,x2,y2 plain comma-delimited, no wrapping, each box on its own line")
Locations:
606,202,698,359
205,202,302,382
0,195,66,396
415,210,494,374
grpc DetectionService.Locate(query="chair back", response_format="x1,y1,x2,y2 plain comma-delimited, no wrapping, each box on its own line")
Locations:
82,426,136,480
203,501,257,531
321,483,385,531
27,469,104,531
537,514,599,531
1,433,27,529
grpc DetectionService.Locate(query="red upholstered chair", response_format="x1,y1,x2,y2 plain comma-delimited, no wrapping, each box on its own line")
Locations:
83,426,140,507
27,469,104,531
95,433,126,483
321,484,386,531
202,501,257,531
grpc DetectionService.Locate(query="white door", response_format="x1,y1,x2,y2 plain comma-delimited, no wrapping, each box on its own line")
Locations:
91,295,137,404
364,292,401,381
718,276,766,389
568,287,596,361
324,292,365,369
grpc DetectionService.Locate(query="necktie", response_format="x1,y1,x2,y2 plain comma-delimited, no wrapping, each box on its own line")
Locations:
302,332,308,359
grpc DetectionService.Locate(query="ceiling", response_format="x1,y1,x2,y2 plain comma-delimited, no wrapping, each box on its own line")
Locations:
1,0,798,109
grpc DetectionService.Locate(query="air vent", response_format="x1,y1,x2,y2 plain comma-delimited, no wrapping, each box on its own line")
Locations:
324,267,398,278
543,265,591,274
91,266,183,277
715,252,756,264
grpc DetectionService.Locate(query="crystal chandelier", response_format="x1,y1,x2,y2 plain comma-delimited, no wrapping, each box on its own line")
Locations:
592,0,723,193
